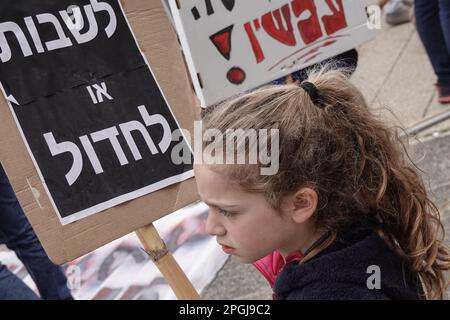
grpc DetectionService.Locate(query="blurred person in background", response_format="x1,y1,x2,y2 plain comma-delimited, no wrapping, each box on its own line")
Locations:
415,0,450,104
0,164,73,300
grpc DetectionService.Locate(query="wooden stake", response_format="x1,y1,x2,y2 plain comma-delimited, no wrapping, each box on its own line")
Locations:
136,223,201,300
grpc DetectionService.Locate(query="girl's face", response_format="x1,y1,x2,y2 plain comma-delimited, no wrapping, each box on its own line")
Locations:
194,164,315,263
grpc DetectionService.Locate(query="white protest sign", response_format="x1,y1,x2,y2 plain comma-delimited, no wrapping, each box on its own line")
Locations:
169,0,375,107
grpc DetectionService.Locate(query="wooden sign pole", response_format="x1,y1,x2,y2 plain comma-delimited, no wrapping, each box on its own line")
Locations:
136,223,201,300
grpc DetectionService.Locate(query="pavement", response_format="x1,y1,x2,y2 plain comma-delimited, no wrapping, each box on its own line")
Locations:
201,3,450,300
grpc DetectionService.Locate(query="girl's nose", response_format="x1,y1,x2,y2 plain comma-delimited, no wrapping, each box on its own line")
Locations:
205,209,226,236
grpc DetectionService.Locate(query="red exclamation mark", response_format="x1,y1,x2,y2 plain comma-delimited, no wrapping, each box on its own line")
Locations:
209,25,246,85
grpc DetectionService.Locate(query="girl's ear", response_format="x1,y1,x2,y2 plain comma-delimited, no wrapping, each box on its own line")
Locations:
288,187,318,224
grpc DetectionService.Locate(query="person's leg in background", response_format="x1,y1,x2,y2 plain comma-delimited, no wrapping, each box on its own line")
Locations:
0,263,39,300
415,0,450,103
0,164,73,300
438,0,450,54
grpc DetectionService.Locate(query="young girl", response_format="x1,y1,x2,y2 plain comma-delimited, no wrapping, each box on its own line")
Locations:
194,67,450,300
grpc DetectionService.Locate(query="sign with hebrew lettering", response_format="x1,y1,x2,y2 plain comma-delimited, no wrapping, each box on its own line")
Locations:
169,0,374,107
0,0,193,225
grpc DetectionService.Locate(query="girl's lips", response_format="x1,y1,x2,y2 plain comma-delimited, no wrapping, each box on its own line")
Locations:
220,244,235,254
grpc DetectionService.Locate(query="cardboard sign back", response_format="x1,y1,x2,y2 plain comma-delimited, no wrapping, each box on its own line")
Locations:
0,0,199,264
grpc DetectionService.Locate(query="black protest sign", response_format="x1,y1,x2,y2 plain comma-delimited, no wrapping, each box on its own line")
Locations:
0,0,193,225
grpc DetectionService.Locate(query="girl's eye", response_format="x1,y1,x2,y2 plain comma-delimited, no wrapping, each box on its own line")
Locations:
218,208,233,218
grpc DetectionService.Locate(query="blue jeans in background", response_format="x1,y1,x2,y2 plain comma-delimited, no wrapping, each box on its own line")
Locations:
0,164,73,300
415,0,450,89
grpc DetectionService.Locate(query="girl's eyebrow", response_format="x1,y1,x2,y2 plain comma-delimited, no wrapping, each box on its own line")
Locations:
197,193,239,208
203,201,239,209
